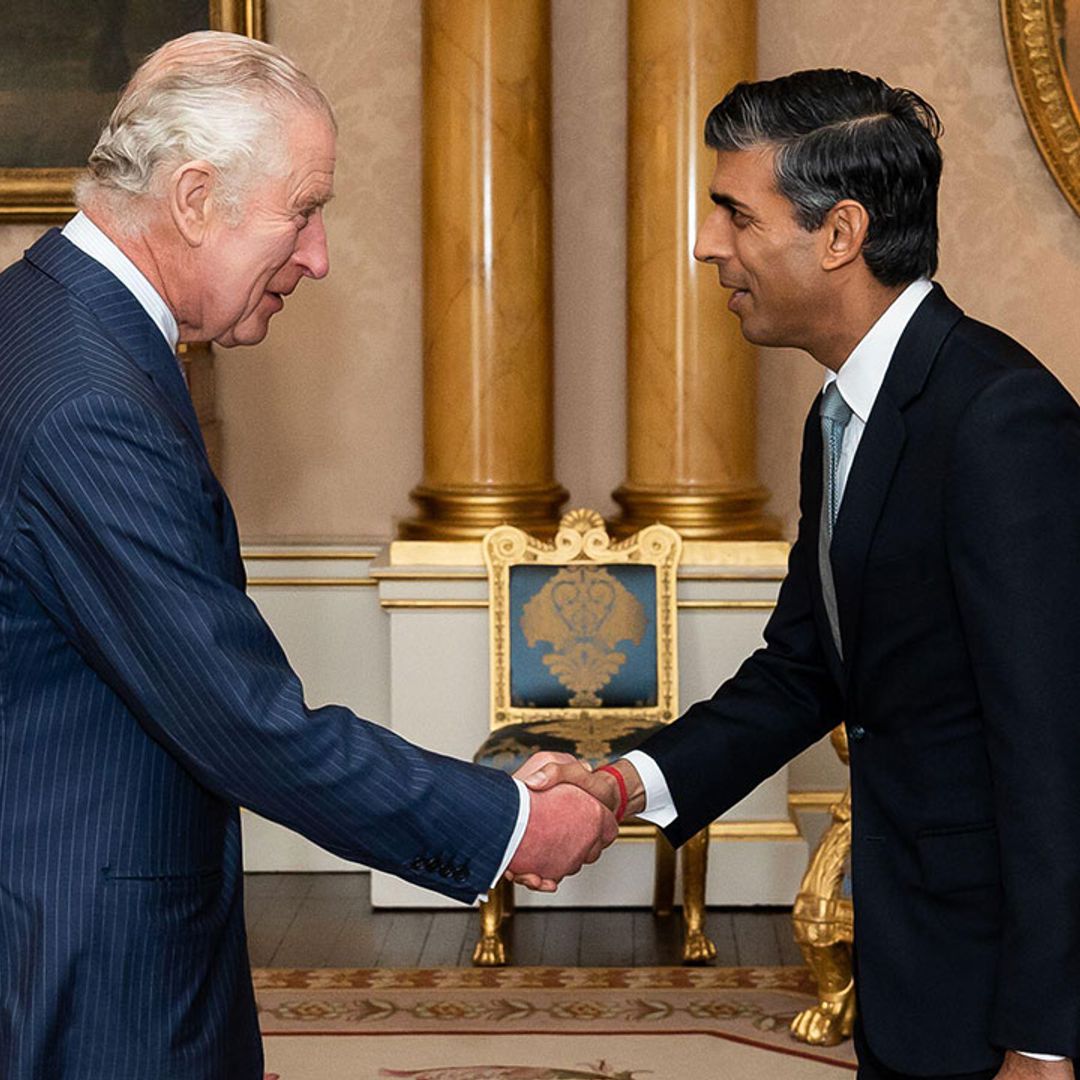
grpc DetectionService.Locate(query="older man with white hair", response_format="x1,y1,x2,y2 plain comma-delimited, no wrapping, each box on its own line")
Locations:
0,31,615,1080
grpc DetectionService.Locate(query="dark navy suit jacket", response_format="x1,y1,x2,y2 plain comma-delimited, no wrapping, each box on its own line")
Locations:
640,286,1080,1074
0,230,518,1079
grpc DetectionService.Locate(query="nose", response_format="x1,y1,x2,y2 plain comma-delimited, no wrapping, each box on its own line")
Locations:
296,211,330,280
694,207,732,265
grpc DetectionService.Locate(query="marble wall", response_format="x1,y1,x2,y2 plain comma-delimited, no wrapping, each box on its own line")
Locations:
2,1,1078,540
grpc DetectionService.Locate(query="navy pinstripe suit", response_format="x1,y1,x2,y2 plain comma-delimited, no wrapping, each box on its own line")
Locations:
0,230,519,1079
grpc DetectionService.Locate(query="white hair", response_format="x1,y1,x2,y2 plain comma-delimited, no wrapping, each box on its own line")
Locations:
75,31,335,231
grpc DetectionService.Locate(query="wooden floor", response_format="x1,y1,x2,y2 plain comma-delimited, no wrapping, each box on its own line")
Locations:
244,873,804,969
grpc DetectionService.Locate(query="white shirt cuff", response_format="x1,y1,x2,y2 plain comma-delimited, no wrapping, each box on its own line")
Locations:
622,750,678,828
1017,1052,1066,1061
483,777,530,897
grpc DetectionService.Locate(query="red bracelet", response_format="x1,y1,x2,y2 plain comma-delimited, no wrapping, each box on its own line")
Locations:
597,764,629,822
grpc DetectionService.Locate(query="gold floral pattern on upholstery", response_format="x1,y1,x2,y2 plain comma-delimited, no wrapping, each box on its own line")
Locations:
521,566,647,707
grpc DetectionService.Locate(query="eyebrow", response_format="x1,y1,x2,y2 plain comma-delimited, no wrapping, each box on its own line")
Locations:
709,191,752,213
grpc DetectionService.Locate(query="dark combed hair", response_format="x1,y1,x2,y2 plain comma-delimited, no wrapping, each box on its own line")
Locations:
704,69,943,286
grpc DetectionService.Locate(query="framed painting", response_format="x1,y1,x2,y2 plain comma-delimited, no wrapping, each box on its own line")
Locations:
0,0,265,222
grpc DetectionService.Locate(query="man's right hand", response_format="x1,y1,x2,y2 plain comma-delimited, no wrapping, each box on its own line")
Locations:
506,774,619,892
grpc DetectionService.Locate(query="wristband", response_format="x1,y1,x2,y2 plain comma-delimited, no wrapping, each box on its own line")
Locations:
597,763,629,822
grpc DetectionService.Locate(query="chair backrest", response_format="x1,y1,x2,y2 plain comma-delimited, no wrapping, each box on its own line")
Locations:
484,509,681,755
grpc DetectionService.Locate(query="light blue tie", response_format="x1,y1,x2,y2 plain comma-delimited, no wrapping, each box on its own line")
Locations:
819,383,852,656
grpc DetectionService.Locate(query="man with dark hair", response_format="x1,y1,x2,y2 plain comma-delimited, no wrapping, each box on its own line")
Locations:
521,69,1080,1079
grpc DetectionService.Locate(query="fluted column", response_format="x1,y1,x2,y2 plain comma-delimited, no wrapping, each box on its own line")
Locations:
400,0,566,540
613,0,776,539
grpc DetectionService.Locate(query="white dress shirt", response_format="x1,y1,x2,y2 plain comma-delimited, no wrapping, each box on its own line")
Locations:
624,276,1062,1062
59,210,531,893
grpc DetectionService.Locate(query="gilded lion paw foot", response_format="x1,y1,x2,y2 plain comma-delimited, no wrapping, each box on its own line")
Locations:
681,929,718,964
471,934,507,966
790,991,855,1046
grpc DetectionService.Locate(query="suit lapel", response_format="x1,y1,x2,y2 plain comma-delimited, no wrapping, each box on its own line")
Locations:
829,284,964,680
25,229,206,453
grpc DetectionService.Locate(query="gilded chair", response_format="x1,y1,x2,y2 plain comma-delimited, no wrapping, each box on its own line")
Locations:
790,725,855,1046
472,509,716,966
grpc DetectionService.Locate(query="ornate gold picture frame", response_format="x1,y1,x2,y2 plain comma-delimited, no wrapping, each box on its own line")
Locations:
0,0,265,223
1001,0,1080,216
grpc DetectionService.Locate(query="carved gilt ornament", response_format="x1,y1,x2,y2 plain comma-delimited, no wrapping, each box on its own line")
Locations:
1002,0,1080,215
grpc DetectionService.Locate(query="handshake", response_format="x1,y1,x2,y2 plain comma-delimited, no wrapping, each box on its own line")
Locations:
505,752,645,892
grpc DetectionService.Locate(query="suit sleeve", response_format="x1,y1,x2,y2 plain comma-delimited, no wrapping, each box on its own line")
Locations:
13,390,518,903
635,410,842,847
946,368,1080,1057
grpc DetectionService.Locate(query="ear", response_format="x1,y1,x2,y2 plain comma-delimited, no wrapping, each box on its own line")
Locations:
821,199,870,272
167,160,216,246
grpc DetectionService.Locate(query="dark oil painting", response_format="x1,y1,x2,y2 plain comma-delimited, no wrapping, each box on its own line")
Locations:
0,0,207,169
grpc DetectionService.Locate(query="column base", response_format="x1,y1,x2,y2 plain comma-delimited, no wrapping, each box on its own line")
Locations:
611,483,780,540
398,481,569,540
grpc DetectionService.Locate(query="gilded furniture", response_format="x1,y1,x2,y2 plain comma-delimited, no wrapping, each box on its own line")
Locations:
472,509,716,965
1002,0,1080,215
790,726,854,1047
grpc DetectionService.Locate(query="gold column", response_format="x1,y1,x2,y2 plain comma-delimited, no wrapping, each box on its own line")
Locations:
401,0,566,540
614,0,776,539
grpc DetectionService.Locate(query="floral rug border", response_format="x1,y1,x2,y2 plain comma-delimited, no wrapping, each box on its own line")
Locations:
252,965,819,994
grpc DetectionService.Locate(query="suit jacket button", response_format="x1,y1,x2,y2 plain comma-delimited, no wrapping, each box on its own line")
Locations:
849,725,867,741
410,856,425,870
425,857,440,871
438,864,453,878
453,866,468,882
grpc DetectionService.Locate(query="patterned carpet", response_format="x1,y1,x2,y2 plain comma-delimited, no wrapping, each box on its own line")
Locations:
255,967,858,1079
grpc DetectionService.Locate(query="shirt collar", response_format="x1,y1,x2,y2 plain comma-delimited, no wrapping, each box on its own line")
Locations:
61,211,180,353
823,278,934,422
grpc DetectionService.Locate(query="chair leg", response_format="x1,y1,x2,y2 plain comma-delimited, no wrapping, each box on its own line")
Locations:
653,831,676,917
472,878,509,966
791,941,855,1045
680,826,717,964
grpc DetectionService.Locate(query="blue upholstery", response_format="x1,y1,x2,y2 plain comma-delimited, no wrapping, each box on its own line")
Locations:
508,563,658,708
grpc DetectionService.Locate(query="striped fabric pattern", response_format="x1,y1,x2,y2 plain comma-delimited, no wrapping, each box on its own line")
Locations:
0,230,518,1079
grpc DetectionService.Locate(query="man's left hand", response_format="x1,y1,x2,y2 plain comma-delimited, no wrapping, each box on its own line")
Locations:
994,1052,1074,1078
